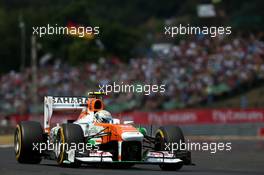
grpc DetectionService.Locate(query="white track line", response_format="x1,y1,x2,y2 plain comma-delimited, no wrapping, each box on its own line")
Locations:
0,144,13,148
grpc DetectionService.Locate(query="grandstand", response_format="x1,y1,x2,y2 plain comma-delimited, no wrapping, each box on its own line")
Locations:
0,34,263,115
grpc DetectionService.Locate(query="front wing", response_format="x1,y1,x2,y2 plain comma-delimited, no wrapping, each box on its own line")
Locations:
64,150,192,165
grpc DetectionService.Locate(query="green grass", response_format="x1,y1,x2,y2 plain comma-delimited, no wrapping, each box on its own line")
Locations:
0,135,13,145
202,85,264,108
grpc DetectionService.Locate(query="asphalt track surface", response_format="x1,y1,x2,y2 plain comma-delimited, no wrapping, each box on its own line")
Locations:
0,141,264,175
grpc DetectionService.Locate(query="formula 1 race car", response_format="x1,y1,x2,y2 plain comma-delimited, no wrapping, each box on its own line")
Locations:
14,92,192,171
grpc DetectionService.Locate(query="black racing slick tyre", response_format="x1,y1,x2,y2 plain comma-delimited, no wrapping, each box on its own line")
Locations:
14,121,43,164
57,123,84,166
155,126,185,171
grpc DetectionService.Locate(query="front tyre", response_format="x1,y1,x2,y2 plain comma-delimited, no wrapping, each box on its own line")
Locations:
155,126,185,171
57,123,84,167
14,121,43,164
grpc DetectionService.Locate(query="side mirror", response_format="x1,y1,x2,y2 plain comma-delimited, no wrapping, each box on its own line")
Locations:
112,118,120,124
123,120,134,125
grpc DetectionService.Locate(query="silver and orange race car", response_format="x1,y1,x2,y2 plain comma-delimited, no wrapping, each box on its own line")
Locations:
14,92,193,171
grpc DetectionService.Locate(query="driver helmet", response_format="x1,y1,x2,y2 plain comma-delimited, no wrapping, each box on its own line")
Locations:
94,110,113,123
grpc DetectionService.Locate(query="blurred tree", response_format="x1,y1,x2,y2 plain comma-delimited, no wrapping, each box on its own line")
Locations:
0,0,263,72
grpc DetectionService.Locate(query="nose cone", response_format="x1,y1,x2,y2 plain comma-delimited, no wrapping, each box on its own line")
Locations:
121,132,144,141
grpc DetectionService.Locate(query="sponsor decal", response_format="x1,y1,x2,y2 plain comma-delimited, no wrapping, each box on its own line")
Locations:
212,110,263,123
52,97,88,104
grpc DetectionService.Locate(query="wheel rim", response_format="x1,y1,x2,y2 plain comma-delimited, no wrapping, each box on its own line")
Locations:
14,129,20,154
57,128,65,164
55,131,62,158
14,126,22,160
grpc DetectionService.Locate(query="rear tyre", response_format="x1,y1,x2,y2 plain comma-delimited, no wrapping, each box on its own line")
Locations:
57,123,84,167
155,126,185,171
14,121,43,164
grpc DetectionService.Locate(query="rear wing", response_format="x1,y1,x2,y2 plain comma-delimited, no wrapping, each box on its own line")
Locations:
44,92,105,133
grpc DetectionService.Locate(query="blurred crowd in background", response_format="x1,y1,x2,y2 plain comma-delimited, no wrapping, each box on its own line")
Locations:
1,34,264,115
